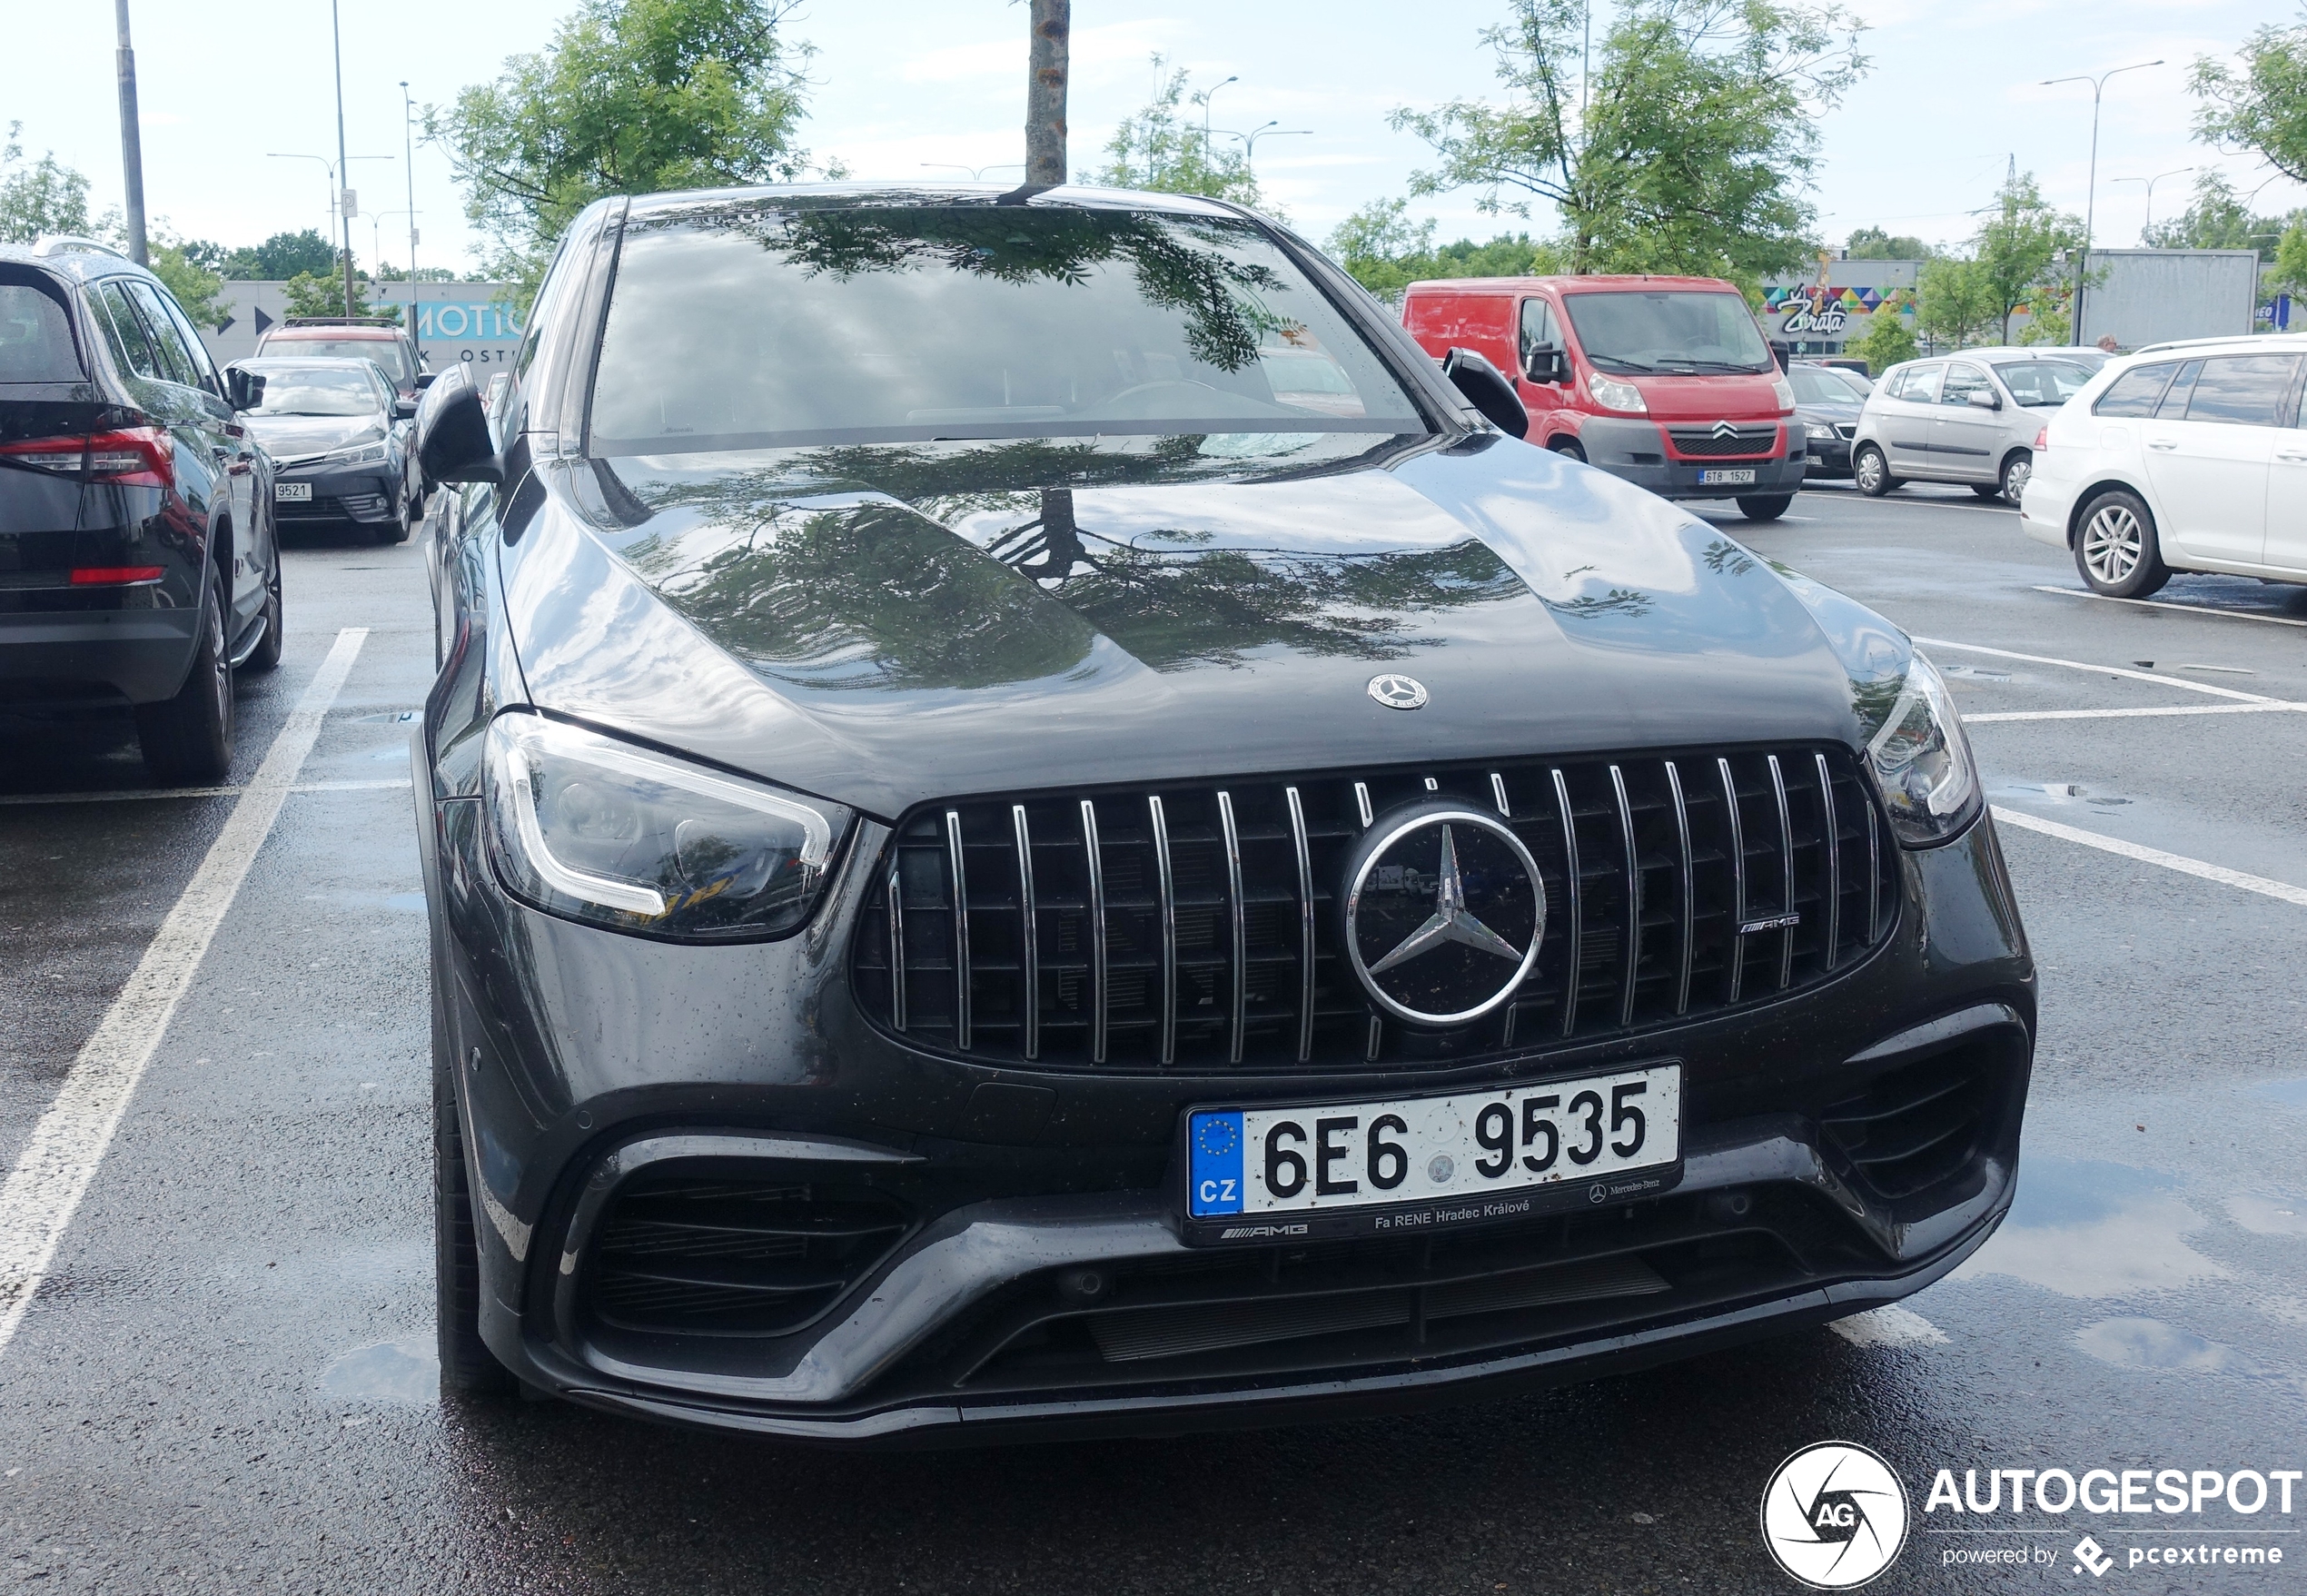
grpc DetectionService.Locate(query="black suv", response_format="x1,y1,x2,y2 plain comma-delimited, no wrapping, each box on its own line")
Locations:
415,185,2033,1443
0,239,281,781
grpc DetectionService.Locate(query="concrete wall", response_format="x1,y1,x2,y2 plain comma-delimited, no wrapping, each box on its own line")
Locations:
196,281,523,374
2075,250,2261,350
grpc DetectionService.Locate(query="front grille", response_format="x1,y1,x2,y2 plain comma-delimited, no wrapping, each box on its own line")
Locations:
277,491,390,520
1835,422,1857,441
1666,424,1780,459
582,1177,910,1337
850,747,1896,1074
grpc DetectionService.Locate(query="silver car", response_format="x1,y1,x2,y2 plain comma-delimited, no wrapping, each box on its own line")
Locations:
1851,349,2097,503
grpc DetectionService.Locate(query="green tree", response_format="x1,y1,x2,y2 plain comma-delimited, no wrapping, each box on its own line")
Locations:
1391,0,1866,283
2272,219,2307,297
1915,256,1998,349
2144,171,2295,254
220,230,340,281
282,269,401,323
431,0,824,303
1325,197,1563,301
0,123,93,243
1098,56,1268,210
1845,311,1916,373
147,243,231,330
2191,10,2307,183
1973,170,2084,343
1844,226,1932,260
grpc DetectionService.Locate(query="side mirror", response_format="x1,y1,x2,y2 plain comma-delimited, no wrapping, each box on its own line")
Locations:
414,371,437,390
1441,347,1530,440
1967,389,2000,410
414,363,502,486
225,368,265,412
1768,338,1794,372
1522,342,1567,384
392,396,419,421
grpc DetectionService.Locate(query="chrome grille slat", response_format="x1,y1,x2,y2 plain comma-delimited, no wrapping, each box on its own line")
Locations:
857,745,1896,1074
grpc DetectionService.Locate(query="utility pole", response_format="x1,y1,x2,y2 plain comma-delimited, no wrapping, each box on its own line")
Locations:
2042,60,2162,344
401,82,418,278
114,0,148,265
1025,0,1070,187
332,0,354,315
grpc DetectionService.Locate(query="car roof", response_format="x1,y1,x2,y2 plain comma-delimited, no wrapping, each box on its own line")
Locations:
0,241,162,288
2129,332,2307,358
1401,274,1742,296
231,354,391,374
621,180,1252,223
261,324,402,339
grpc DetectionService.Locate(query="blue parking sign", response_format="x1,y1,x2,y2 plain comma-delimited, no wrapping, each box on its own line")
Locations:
1188,1111,1244,1215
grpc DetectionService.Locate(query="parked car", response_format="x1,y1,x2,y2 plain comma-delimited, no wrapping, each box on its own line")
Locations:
1787,361,1866,480
230,355,418,543
1851,350,2096,503
1401,274,1806,520
411,183,2034,1443
253,315,430,404
1,237,280,782
2020,334,2307,595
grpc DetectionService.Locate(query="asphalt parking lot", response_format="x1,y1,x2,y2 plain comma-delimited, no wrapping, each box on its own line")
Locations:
3,482,2305,1593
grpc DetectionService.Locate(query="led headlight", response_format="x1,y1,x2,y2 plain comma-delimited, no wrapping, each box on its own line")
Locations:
1862,650,1981,847
483,712,850,941
1587,372,1648,414
324,440,390,466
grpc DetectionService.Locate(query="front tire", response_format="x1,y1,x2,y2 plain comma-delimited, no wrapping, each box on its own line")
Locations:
1853,443,1896,496
1550,439,1588,463
435,996,512,1397
1999,451,2033,505
2074,489,2172,599
134,567,233,783
1737,493,1794,521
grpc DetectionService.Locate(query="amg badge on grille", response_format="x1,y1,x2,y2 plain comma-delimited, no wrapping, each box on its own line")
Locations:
1342,801,1545,1026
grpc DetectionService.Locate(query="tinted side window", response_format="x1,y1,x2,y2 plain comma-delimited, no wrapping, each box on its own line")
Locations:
2094,362,2174,417
1941,363,1992,406
96,282,160,379
1518,297,1559,366
125,282,198,387
153,290,220,392
2155,361,2202,419
0,279,85,381
2184,355,2303,428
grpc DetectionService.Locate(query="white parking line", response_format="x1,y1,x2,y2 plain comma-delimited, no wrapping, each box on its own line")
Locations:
1831,1305,1950,1349
1966,702,2307,723
1991,806,2307,907
2032,585,2307,629
0,778,411,808
1914,638,2279,703
0,629,369,1362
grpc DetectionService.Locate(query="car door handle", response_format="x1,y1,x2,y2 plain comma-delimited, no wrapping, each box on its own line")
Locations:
2146,438,2178,451
2277,450,2307,463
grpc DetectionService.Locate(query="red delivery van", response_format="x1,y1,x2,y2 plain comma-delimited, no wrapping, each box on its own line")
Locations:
1402,275,1805,521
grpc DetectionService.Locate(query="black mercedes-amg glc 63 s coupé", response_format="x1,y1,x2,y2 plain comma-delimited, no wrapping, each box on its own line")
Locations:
411,184,2033,1443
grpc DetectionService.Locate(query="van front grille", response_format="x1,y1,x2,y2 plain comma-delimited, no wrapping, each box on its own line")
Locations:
1667,424,1781,459
849,747,1897,1074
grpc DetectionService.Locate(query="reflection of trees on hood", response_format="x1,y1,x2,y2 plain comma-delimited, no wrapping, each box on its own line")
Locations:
622,201,1296,372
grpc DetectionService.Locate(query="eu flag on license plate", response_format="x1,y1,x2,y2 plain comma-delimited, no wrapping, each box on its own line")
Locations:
1188,1111,1244,1215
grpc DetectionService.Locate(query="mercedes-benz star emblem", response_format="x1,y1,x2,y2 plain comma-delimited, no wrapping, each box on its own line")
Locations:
1366,674,1428,710
1342,801,1544,1026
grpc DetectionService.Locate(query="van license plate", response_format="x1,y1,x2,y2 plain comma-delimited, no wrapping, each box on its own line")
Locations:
1183,1065,1682,1244
1698,469,1757,486
274,481,312,501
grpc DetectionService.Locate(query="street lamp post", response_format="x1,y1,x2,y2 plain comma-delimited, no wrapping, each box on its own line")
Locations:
1215,122,1312,166
1199,74,1238,162
2041,59,2163,344
2112,166,2193,242
114,0,148,266
266,153,391,273
400,82,419,278
331,0,353,314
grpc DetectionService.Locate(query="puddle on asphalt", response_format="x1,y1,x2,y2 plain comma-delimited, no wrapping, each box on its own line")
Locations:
1953,1156,2229,1297
2075,1316,2265,1377
352,710,421,724
384,892,425,914
320,1338,439,1404
1940,664,2013,681
2256,1078,2307,1111
2228,1195,2307,1236
1990,780,2132,808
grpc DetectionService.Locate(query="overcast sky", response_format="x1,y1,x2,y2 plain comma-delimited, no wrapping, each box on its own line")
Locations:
11,0,2300,277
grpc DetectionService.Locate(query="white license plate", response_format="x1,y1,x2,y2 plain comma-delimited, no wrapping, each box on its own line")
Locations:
1698,468,1757,486
1186,1065,1681,1232
274,481,312,501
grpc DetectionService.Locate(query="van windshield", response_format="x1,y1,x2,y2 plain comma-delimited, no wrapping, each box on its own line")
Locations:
1560,291,1774,375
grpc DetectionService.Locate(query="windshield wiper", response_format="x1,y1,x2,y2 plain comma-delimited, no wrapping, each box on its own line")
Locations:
1589,356,1662,373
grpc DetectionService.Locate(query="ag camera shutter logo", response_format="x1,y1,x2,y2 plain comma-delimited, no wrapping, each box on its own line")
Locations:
1760,1442,1910,1589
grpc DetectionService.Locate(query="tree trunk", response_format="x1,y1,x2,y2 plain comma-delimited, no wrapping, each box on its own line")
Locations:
1025,0,1070,187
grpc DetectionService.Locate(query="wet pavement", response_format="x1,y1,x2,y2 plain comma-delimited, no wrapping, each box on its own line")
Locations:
2,489,2304,1592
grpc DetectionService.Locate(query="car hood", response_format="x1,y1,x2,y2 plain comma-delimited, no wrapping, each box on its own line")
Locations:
1797,401,1862,424
244,413,383,461
503,432,1907,819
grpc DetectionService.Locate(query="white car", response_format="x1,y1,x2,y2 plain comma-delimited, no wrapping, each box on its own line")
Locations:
2021,334,2307,595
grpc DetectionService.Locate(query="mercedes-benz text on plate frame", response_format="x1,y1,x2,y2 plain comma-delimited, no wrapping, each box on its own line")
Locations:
1187,1066,1683,1229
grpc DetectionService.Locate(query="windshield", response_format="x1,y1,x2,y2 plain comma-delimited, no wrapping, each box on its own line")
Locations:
587,203,1424,454
1992,359,2094,407
1559,290,1774,375
264,337,409,381
1787,366,1860,405
244,365,383,417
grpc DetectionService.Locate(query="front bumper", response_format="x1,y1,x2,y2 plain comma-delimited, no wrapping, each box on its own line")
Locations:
421,768,2035,1444
272,462,401,524
1568,416,1808,501
1804,437,1853,478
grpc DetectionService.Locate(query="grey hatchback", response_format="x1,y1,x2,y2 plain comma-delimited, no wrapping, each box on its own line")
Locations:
1852,351,2094,503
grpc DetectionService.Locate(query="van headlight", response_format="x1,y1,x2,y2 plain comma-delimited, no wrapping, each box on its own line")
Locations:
1860,650,1981,847
1587,373,1647,414
483,712,850,941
